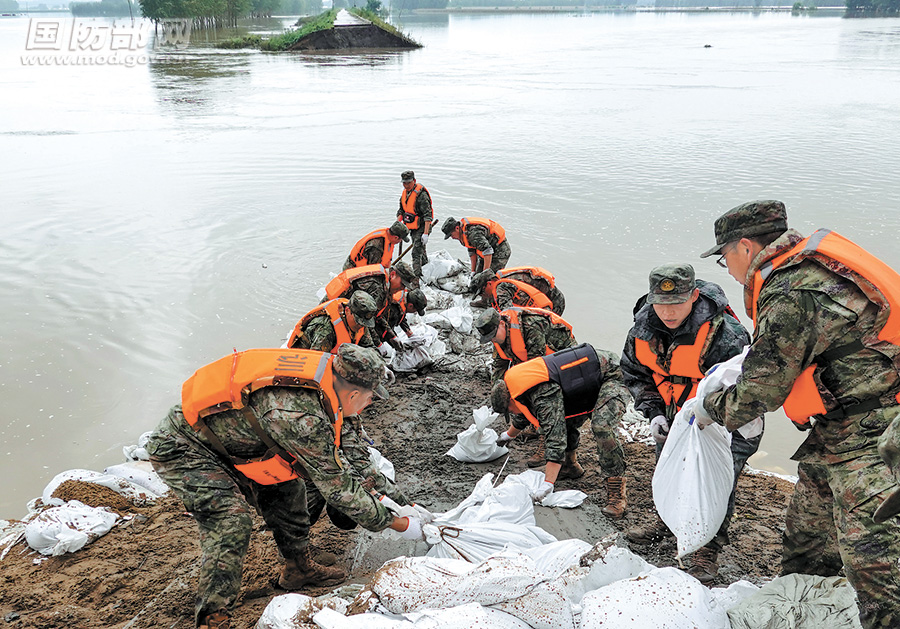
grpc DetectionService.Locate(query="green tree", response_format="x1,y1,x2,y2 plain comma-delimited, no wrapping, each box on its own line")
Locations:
0,0,20,11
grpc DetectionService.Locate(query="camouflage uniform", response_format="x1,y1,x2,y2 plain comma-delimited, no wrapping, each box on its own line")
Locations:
622,277,762,550
397,178,433,277
463,223,512,273
702,223,900,627
496,269,565,315
490,310,577,382
343,237,388,271
491,280,551,312
292,312,375,352
509,347,629,474
146,386,394,624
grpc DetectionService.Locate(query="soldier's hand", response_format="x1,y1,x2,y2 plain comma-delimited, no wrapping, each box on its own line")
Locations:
496,430,513,447
388,337,403,352
399,516,426,541
421,233,429,245
650,415,669,444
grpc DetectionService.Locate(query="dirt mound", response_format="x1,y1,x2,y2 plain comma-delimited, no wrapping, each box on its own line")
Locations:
0,352,792,628
288,25,420,51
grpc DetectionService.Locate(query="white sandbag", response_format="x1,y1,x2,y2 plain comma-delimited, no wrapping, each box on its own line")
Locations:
453,481,535,526
433,473,498,523
313,607,412,628
391,346,432,373
435,274,470,294
580,566,730,629
406,603,533,628
727,574,863,629
24,500,119,556
122,430,154,461
104,461,169,496
421,250,467,284
653,398,734,558
372,554,543,613
504,470,588,508
710,579,760,612
424,521,557,563
368,447,396,482
446,406,508,463
390,324,441,373
578,544,655,592
522,539,593,580
439,306,473,334
42,469,160,507
491,577,576,629
257,593,350,629
696,346,764,440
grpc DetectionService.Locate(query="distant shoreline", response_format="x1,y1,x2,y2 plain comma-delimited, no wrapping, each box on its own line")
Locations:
416,6,845,13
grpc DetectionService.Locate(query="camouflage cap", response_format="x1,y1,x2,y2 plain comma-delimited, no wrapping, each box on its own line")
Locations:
474,308,501,344
392,261,419,289
347,292,378,329
700,200,789,258
470,269,496,296
406,288,427,316
441,217,459,239
389,221,410,242
401,170,415,183
333,344,389,400
490,380,511,415
647,263,696,305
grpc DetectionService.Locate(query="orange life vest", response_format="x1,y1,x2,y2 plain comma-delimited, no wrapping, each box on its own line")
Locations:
324,265,388,301
460,217,507,256
288,299,366,351
349,229,395,268
749,229,900,427
400,184,428,231
633,322,711,415
181,349,343,485
489,278,553,311
494,306,574,364
505,344,601,428
497,266,556,289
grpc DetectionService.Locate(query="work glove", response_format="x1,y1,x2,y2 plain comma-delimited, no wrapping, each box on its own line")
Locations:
399,516,425,541
531,480,554,503
421,233,429,245
496,430,513,447
691,398,714,430
387,337,403,352
411,503,434,524
650,415,669,444
377,343,391,358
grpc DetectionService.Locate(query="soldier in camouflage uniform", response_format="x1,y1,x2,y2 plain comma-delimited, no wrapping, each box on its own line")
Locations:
469,269,555,312
342,221,410,271
397,171,433,277
146,345,426,629
495,266,566,315
288,292,379,352
621,263,763,583
695,200,900,628
441,216,512,273
492,344,631,515
376,288,427,343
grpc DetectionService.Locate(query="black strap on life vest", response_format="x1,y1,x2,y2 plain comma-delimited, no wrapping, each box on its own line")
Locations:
813,339,899,421
544,343,601,418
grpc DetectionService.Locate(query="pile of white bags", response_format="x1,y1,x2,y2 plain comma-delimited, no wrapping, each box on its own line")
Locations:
421,251,470,294
122,430,154,461
104,461,169,496
24,500,119,556
390,323,446,373
504,470,588,509
446,406,508,463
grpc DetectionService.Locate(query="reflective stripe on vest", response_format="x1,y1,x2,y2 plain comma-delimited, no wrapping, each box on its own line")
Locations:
324,264,388,301
288,299,365,351
349,229,394,268
493,306,574,364
181,349,344,485
400,184,426,231
504,344,601,428
751,229,900,426
633,321,711,413
490,278,553,311
459,217,507,255
497,266,556,289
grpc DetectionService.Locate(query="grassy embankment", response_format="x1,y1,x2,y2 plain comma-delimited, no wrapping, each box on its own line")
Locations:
216,9,417,51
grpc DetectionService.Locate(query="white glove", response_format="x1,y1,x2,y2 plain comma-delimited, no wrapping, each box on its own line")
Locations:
399,516,425,540
531,480,554,502
411,503,434,524
650,415,670,444
496,430,513,447
691,399,714,429
421,233,429,245
377,343,391,358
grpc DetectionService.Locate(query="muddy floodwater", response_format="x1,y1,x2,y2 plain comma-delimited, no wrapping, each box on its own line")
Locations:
2,10,900,514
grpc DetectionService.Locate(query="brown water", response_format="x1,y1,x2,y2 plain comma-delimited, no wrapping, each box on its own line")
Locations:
2,10,899,514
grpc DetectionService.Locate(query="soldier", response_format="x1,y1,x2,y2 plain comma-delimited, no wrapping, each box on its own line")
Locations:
343,221,410,271
377,288,428,342
397,170,433,278
469,269,554,312
496,266,566,315
493,344,630,517
475,306,577,468
441,216,511,274
287,292,379,352
146,345,427,629
694,200,900,628
620,263,763,584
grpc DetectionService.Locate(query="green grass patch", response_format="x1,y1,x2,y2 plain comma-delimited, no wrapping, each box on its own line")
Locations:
261,9,337,51
215,34,263,49
350,7,420,45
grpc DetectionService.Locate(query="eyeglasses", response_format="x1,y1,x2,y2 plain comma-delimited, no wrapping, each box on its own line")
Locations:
715,242,735,268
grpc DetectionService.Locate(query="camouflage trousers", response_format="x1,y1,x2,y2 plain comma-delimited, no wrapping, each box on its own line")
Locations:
409,229,428,277
590,402,627,479
305,480,358,531
146,424,312,624
782,452,900,628
474,240,512,274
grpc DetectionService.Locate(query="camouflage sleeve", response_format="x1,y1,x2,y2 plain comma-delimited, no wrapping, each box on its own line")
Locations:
302,316,339,354
491,346,511,383
594,349,631,428
620,332,666,420
375,316,395,343
417,188,433,223
522,315,551,359
259,403,393,532
466,225,494,256
524,382,568,463
358,328,376,349
354,277,387,312
362,239,386,266
494,283,517,310
700,314,751,372
339,417,410,505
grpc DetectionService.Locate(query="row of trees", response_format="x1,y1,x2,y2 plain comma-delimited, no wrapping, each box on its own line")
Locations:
846,0,899,13
139,0,320,25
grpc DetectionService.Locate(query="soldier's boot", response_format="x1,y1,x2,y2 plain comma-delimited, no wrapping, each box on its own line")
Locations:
557,450,585,480
198,610,230,629
278,547,347,590
625,515,672,545
600,476,627,519
687,545,720,585
525,436,546,468
469,297,489,308
518,424,538,442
